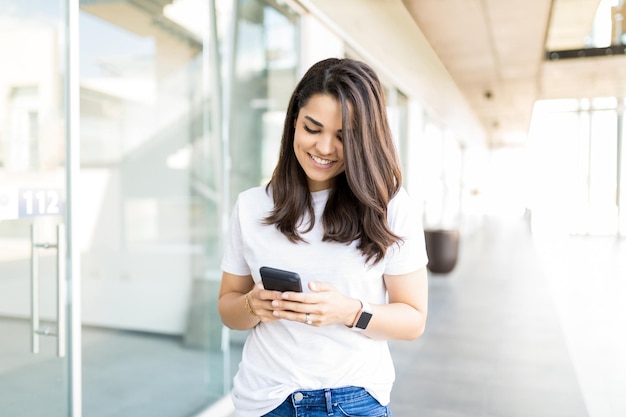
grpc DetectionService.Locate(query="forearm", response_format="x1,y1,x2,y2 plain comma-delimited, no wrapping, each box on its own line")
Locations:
358,302,427,341
355,268,428,340
218,291,260,331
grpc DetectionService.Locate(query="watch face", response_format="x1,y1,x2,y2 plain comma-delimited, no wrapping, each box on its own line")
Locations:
355,311,372,329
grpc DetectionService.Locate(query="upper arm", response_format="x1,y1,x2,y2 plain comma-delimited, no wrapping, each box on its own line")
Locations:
219,271,255,299
383,266,428,314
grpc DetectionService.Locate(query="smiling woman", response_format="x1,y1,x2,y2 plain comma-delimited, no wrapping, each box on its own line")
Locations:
218,58,429,417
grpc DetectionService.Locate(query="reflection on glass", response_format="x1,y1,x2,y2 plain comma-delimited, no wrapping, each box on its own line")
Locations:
78,0,225,415
385,88,409,181
422,120,463,230
76,0,301,414
229,0,298,203
224,0,299,392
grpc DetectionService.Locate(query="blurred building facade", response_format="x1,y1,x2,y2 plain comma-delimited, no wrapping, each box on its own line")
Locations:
0,0,624,416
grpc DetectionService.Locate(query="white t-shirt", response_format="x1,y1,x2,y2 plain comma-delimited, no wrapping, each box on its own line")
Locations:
221,185,428,417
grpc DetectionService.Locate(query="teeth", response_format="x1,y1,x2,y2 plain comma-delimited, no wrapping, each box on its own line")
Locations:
311,154,333,165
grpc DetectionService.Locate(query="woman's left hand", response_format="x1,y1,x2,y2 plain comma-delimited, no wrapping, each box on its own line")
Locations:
270,281,361,327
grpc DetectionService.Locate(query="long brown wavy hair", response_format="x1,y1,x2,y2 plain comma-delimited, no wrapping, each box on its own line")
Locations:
264,58,402,265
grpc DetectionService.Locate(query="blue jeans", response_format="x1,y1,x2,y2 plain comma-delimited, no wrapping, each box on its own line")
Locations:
262,386,392,417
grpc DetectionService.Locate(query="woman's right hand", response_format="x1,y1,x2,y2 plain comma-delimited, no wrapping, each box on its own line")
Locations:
219,272,274,330
247,282,284,324
218,271,303,330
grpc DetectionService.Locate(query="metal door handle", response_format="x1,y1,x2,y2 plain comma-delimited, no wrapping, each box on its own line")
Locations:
56,224,66,357
30,223,66,357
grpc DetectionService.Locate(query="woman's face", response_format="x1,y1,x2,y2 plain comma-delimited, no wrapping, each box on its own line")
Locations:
293,94,345,192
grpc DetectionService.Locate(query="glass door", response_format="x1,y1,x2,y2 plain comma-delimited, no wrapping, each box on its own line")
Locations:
78,1,228,415
0,0,70,415
1,0,301,415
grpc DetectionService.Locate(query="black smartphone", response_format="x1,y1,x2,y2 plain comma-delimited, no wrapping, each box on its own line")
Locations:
260,266,302,292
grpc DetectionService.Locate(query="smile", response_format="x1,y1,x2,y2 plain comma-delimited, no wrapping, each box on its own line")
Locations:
309,154,334,165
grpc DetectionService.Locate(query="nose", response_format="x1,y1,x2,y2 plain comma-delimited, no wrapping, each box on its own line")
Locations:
315,133,336,155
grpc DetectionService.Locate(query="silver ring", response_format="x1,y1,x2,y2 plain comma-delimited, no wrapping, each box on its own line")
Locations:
305,313,312,325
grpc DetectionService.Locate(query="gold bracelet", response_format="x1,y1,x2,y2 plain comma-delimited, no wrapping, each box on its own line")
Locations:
244,292,258,317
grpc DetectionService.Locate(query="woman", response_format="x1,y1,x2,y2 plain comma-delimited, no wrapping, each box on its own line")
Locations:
218,58,428,417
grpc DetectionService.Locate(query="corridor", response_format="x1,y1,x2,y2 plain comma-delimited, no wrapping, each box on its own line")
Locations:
390,216,626,417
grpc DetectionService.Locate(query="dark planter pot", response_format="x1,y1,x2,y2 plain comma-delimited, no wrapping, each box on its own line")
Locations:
424,229,460,274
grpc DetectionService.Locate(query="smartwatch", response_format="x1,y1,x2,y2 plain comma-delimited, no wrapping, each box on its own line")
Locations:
353,300,373,330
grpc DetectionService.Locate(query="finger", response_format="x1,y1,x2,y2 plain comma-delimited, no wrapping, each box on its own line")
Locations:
260,289,287,301
255,300,282,323
308,281,336,293
280,290,310,302
271,299,308,313
274,309,314,325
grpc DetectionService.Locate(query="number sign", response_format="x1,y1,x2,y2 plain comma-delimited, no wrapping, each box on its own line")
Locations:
0,187,64,219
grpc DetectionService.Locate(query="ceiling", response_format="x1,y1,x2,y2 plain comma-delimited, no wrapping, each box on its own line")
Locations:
402,0,626,147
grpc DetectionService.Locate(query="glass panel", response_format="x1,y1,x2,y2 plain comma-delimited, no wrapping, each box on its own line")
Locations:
0,0,69,415
422,118,463,230
386,88,409,181
422,120,445,229
225,0,299,389
229,0,299,202
78,0,225,414
572,111,591,235
592,96,618,110
529,99,622,236
528,108,580,236
589,110,618,235
618,99,626,235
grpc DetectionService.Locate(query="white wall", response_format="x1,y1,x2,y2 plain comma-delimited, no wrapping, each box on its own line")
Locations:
299,15,345,75
303,0,486,147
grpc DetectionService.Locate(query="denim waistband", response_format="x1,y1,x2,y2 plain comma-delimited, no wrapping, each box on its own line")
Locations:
290,386,368,410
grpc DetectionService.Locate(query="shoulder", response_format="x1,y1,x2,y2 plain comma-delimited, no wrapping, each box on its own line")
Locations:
388,187,417,213
239,184,270,198
237,185,272,205
387,187,421,230
234,185,274,219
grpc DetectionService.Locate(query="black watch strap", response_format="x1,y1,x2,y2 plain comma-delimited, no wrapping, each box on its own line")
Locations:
354,300,372,330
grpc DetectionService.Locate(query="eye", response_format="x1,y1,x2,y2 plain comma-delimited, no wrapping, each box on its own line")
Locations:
303,125,319,134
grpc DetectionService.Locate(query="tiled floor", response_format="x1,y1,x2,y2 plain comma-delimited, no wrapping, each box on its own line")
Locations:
0,320,242,417
389,216,625,417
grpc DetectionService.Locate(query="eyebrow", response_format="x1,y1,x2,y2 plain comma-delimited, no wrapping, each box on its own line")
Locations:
304,115,342,132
